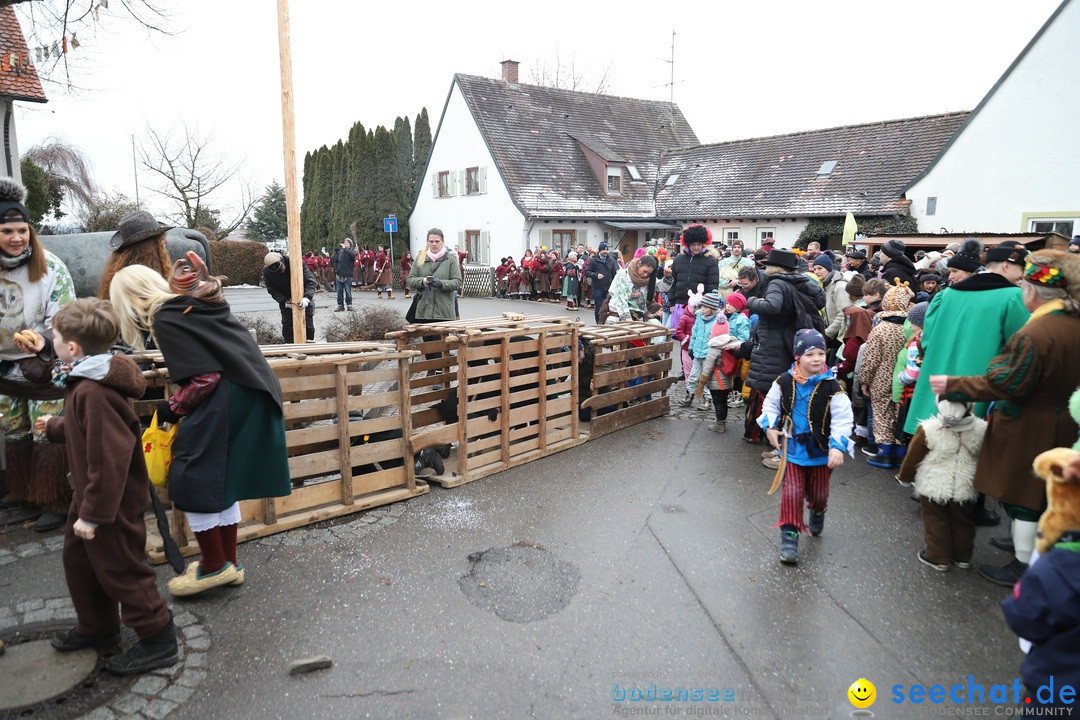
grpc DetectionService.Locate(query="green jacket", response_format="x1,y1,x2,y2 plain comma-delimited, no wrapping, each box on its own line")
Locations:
904,273,1028,435
406,251,463,322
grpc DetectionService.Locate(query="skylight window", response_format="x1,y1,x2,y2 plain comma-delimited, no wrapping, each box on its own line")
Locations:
627,165,642,182
816,161,838,178
664,174,679,188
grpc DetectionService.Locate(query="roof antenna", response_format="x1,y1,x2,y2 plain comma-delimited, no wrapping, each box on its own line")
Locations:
653,30,681,128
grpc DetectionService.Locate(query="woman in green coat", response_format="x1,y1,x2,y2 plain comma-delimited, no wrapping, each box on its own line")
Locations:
407,229,463,322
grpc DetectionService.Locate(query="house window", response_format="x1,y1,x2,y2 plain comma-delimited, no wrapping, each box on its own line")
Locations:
758,228,775,245
552,230,576,256
627,164,642,182
926,197,937,215
464,230,481,264
606,167,622,195
664,174,679,188
465,167,480,195
438,171,450,198
725,229,740,244
815,161,837,178
1030,219,1077,236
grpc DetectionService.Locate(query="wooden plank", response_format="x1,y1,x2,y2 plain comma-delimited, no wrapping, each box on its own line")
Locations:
592,358,671,387
581,376,675,410
588,396,671,438
335,364,355,505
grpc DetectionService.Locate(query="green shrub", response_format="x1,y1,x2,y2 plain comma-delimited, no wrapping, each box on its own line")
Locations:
210,239,267,287
324,303,406,343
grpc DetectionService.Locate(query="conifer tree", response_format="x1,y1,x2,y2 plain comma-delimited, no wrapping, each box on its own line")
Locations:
245,180,288,244
413,109,433,195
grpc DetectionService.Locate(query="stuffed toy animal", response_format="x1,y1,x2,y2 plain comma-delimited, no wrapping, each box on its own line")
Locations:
1032,387,1080,554
686,283,705,310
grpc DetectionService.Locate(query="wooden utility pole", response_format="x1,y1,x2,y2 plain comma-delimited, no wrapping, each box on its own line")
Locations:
277,0,305,343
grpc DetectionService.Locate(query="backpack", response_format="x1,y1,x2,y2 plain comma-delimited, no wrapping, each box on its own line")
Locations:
784,281,826,334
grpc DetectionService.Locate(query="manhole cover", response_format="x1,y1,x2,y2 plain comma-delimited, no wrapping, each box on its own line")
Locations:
459,544,579,623
0,621,133,720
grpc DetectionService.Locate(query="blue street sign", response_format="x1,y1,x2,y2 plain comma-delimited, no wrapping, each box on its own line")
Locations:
383,218,398,233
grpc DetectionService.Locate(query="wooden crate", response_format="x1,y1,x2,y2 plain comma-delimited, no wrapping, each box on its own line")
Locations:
578,322,676,438
389,315,587,487
133,343,430,563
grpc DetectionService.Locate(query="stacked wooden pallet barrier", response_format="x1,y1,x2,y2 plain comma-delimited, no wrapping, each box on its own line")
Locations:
136,317,673,564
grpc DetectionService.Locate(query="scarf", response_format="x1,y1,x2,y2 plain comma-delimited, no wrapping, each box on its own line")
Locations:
0,247,32,270
426,246,448,262
51,355,84,389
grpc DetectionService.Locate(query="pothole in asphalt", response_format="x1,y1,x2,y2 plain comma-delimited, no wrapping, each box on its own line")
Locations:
458,543,580,623
0,621,132,720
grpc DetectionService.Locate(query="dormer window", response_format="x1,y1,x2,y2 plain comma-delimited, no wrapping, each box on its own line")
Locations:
606,166,622,195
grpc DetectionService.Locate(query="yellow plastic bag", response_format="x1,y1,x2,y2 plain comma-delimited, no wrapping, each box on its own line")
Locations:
143,410,178,488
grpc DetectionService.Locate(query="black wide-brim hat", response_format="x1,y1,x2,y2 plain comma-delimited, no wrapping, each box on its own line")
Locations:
110,210,174,251
764,248,799,270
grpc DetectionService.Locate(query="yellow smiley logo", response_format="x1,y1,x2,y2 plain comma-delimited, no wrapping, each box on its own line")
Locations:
847,678,876,709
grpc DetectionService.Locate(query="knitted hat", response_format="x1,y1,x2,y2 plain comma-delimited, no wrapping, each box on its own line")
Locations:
0,178,30,224
845,249,867,261
907,301,929,328
812,254,834,272
846,273,866,299
919,273,942,285
710,312,730,337
985,240,1030,266
1070,236,1080,249
881,239,906,259
598,242,609,252
264,252,283,267
793,328,826,356
947,239,983,273
764,248,799,270
726,291,747,312
699,291,721,310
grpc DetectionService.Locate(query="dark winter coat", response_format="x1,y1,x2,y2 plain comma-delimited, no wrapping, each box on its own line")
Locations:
669,248,719,306
881,255,917,288
263,255,318,306
744,272,826,392
1001,541,1080,698
331,246,358,279
585,254,619,295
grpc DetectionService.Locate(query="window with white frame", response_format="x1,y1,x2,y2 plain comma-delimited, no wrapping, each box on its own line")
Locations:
606,166,622,195
758,228,775,245
1030,219,1077,236
437,171,450,198
460,229,491,265
725,229,740,244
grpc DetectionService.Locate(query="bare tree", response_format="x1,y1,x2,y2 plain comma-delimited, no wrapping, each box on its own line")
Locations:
528,51,611,94
22,138,98,211
77,190,139,232
138,123,257,239
8,0,173,91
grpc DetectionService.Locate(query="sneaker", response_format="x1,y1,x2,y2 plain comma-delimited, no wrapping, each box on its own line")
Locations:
990,536,1014,553
808,511,825,537
105,616,178,676
707,422,726,433
679,392,693,407
727,396,744,408
917,550,949,572
761,449,779,459
334,306,345,312
51,627,121,652
978,558,1028,587
762,456,781,470
779,529,799,565
168,562,240,597
953,560,972,570
694,397,710,412
860,444,880,457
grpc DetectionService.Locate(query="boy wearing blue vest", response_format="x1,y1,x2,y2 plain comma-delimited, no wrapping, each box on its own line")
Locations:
758,329,854,565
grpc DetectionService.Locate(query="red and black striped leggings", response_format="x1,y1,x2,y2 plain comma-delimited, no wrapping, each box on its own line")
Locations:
773,462,832,534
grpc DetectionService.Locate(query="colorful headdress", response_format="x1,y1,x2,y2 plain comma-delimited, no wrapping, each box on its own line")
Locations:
1025,258,1068,288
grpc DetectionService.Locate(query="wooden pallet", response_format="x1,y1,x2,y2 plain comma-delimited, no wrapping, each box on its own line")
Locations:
579,322,676,438
139,342,431,564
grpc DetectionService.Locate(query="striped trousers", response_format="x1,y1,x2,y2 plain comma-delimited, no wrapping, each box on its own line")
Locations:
773,462,832,533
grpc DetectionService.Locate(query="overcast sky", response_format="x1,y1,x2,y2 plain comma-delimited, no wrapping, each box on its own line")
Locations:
14,0,1064,225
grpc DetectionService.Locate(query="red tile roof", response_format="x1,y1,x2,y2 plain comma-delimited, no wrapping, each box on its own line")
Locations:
0,6,47,102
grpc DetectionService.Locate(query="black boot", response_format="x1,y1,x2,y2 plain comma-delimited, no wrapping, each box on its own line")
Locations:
105,616,179,676
52,627,121,652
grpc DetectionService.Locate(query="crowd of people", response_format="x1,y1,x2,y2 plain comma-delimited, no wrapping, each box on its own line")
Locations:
3,173,1080,699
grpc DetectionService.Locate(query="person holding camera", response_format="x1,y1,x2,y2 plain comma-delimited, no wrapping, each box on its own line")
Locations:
331,238,358,311
406,229,462,323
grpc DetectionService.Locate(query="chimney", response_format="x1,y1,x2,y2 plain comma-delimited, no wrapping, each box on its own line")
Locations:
500,59,519,84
